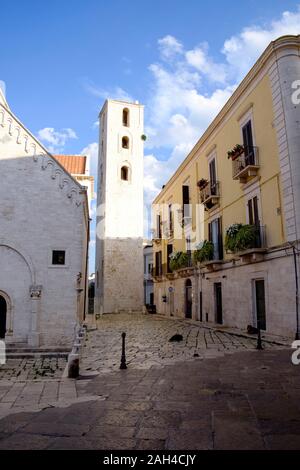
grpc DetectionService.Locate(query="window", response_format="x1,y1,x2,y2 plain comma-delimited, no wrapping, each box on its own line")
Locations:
123,108,129,127
52,250,65,265
208,217,223,260
122,136,129,149
121,166,129,181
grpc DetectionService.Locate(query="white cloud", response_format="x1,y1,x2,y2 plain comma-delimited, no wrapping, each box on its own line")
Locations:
82,5,300,239
158,35,184,61
84,80,134,103
37,127,77,153
223,7,300,80
143,6,300,211
81,142,98,179
185,43,228,83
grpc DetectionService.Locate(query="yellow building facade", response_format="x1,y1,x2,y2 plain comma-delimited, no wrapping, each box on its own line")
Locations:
152,35,300,338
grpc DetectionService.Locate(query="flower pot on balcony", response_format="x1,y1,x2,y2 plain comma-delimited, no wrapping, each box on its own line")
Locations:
197,178,208,189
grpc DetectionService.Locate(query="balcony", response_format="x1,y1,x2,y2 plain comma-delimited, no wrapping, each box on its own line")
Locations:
232,146,259,182
225,223,267,263
199,181,220,210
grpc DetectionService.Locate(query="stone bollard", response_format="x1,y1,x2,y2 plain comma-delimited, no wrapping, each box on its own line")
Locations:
67,352,79,378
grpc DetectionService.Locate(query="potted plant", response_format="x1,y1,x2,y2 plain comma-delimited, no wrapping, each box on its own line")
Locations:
225,223,243,252
169,251,191,271
234,224,258,252
193,240,214,264
197,178,208,189
227,144,244,160
225,223,258,252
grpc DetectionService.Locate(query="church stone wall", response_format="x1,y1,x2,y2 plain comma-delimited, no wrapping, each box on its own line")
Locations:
0,100,89,347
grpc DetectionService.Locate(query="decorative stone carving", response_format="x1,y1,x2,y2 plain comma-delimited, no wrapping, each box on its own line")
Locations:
30,285,42,299
0,103,83,207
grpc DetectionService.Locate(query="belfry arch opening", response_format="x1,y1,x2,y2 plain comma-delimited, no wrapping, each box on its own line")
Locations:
122,136,129,149
122,108,129,127
121,166,129,181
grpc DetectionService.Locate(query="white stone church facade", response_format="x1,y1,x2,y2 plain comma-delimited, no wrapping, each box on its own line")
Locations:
95,100,144,314
0,88,89,347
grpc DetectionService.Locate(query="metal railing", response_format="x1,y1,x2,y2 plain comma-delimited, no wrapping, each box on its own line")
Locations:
199,181,220,203
232,146,259,179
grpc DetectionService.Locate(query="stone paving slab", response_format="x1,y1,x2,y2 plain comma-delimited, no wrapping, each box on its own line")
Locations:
0,313,298,450
0,348,299,449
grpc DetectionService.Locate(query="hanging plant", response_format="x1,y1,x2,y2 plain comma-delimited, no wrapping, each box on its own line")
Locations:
141,134,147,141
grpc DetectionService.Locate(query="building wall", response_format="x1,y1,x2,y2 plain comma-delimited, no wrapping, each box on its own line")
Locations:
152,36,300,338
95,100,144,313
154,251,297,337
0,99,88,347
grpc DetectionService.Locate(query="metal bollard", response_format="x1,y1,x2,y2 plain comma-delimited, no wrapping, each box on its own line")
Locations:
256,321,263,350
120,332,127,370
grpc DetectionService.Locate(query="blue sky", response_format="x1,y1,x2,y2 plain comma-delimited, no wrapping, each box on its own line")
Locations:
1,0,300,272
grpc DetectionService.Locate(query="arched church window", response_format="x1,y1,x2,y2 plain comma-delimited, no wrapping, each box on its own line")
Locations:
121,166,129,181
122,136,129,149
123,108,129,127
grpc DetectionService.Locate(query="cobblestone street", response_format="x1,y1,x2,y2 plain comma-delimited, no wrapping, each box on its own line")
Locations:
81,314,281,374
0,313,299,450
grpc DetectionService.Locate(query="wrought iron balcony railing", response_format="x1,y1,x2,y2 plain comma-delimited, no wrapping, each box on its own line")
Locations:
232,146,259,181
199,181,220,208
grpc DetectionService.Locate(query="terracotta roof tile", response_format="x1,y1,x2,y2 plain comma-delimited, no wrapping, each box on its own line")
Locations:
54,154,87,175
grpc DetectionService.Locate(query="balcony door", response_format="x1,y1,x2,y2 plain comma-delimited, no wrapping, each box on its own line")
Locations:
182,185,190,219
208,217,223,261
209,159,217,195
167,244,173,273
247,196,259,226
242,120,254,165
155,251,162,276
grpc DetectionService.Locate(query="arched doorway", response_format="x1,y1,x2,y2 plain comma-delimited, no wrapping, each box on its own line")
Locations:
185,279,192,319
0,295,7,339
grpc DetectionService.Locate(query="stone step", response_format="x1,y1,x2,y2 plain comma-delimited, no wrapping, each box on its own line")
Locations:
6,351,69,359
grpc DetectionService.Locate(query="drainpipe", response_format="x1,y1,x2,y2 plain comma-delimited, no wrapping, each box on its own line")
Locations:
292,244,299,340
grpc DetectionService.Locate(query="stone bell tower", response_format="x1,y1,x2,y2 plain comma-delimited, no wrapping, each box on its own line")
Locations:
95,99,144,314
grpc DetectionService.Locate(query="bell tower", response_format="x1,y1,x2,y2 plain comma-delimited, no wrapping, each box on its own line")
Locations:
95,99,144,314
